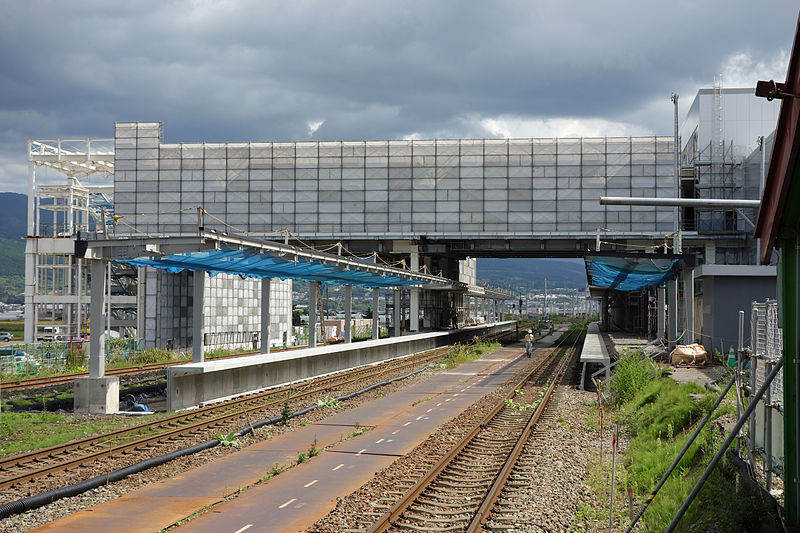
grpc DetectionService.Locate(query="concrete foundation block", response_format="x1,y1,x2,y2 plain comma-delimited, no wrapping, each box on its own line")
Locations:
74,376,119,414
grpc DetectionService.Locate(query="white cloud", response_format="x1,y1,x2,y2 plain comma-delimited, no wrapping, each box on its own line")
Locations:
475,115,653,139
306,120,324,136
719,49,790,88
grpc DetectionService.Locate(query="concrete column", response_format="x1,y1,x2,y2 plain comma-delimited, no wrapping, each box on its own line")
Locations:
684,268,694,343
77,259,84,337
89,259,106,378
372,287,379,340
705,241,716,265
393,289,401,337
668,279,678,348
657,285,666,340
136,265,145,340
410,250,419,332
106,262,111,340
75,256,119,415
309,281,318,348
261,277,271,353
344,284,352,343
192,270,205,363
23,240,35,343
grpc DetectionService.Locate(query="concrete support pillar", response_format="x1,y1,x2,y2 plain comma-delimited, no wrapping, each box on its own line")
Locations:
89,260,106,377
344,284,352,343
136,265,145,340
668,279,678,348
657,285,666,340
309,281,318,348
261,277,271,353
76,258,119,414
192,270,205,363
393,289,401,337
684,268,694,343
705,241,716,265
410,250,419,332
23,240,35,343
372,287,379,340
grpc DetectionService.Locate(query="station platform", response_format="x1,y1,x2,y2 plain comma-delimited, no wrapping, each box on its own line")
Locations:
167,321,515,411
33,329,565,533
579,322,610,390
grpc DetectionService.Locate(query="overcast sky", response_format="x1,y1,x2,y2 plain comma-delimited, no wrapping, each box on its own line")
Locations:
1,1,797,193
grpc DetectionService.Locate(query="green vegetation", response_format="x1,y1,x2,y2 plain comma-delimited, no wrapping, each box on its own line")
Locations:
439,340,500,369
308,437,321,457
281,395,292,425
268,462,285,478
316,396,343,409
349,423,369,438
583,350,779,532
607,350,662,407
213,431,241,447
411,396,432,407
0,236,25,304
0,411,168,456
0,320,23,338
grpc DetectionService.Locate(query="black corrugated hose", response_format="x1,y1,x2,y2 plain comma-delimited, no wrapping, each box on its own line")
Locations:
0,365,429,520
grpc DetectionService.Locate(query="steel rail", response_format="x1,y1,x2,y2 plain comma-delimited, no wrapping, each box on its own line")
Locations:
366,326,580,533
0,347,306,392
0,345,452,490
467,329,583,531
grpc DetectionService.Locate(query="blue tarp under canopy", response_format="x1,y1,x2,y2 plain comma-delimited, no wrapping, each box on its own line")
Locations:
585,256,678,291
118,247,426,288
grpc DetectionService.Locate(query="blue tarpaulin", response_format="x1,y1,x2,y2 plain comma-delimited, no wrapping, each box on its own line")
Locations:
586,256,678,291
118,247,426,288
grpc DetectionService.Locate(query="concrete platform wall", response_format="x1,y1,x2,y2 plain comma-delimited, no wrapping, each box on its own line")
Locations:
167,321,514,411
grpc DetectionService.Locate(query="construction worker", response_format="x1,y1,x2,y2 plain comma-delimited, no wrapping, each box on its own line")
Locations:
524,329,534,357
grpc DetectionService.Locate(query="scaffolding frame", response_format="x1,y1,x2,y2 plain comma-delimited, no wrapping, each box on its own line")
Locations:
24,138,135,343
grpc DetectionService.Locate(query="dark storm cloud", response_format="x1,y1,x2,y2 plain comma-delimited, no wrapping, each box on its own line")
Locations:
0,0,796,190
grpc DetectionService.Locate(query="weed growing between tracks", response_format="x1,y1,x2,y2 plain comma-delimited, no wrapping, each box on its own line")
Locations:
580,351,781,532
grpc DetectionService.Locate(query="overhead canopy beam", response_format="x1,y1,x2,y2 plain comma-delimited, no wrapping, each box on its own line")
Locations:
83,231,455,288
600,196,760,209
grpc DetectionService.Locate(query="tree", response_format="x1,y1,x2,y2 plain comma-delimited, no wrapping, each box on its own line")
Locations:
292,308,303,326
363,305,373,319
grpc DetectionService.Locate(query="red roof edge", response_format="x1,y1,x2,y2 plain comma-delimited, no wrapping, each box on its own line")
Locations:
755,12,800,264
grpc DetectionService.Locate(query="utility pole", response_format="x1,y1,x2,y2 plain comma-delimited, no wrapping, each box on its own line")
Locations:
671,93,680,238
544,278,548,318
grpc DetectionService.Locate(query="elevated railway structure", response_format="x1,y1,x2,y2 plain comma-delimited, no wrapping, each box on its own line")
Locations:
24,115,773,413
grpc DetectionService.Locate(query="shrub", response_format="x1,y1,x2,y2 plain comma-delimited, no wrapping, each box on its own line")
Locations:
130,348,173,365
608,350,655,406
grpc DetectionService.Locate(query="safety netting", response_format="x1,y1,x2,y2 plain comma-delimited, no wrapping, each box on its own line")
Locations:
118,247,426,288
585,256,678,291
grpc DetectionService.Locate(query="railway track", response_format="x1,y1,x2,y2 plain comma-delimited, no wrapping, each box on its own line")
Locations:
1,330,518,394
0,347,304,392
366,326,583,532
0,344,454,492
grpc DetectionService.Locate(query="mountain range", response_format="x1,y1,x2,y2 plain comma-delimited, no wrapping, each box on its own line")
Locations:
476,257,587,291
